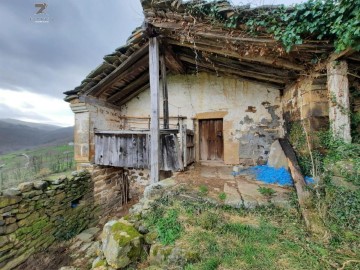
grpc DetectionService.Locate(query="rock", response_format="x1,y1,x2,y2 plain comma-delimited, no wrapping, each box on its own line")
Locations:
46,176,66,185
0,235,9,246
143,178,176,200
18,182,34,192
92,257,107,269
101,219,143,269
86,241,100,258
76,227,99,243
144,231,158,245
33,181,48,190
138,225,149,234
2,188,21,197
148,243,198,267
267,140,288,169
59,267,78,270
0,196,22,208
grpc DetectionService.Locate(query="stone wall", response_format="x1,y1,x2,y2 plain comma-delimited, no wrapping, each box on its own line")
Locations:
282,74,329,136
0,171,97,270
282,75,329,131
92,166,130,214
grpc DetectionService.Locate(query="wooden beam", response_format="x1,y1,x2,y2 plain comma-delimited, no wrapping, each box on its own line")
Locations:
168,39,304,71
278,139,311,228
116,83,150,106
107,72,149,103
84,43,149,97
164,47,185,74
179,55,286,84
161,55,169,129
149,37,160,184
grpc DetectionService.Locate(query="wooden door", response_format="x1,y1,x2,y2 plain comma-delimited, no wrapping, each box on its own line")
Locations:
199,119,223,161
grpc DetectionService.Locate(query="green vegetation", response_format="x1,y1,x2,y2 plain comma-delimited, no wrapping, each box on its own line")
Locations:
288,120,360,245
198,184,209,196
218,192,227,202
143,193,360,270
0,144,74,190
186,0,359,53
145,208,182,245
257,186,276,201
247,0,360,52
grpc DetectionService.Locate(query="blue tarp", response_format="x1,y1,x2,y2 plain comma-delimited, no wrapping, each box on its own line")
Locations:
233,165,293,186
233,165,316,186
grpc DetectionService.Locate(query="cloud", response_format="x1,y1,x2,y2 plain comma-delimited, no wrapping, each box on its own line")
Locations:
0,89,74,126
0,0,143,98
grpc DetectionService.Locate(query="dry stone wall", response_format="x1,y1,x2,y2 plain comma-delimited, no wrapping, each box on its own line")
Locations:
92,166,130,214
0,171,97,270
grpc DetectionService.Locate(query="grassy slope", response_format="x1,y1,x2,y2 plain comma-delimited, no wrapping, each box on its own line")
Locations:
143,188,360,270
0,144,74,190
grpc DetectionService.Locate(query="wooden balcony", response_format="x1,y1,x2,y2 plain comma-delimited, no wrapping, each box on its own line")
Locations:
94,127,194,171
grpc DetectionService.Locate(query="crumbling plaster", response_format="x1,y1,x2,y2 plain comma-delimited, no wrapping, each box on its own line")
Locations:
120,72,284,164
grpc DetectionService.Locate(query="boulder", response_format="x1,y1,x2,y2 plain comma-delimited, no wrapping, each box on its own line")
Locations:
143,178,176,200
148,243,199,268
33,181,48,190
101,219,143,269
18,182,34,192
267,140,288,169
2,188,21,197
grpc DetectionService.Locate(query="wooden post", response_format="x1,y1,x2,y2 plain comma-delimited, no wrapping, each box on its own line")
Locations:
160,54,169,129
327,61,351,143
149,37,160,184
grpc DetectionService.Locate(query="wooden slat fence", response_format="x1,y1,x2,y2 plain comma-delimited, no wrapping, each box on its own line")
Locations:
95,130,183,171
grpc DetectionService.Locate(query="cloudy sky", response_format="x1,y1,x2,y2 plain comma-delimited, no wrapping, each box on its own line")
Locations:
0,0,303,127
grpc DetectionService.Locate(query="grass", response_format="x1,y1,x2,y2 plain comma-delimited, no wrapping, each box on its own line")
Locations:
0,144,74,190
142,189,360,270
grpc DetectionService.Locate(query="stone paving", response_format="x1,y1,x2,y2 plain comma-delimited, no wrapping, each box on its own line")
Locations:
200,166,292,208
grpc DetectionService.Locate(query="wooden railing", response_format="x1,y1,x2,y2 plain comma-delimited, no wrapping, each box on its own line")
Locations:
94,129,184,171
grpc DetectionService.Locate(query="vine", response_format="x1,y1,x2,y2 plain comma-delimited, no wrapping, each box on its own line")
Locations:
186,0,360,53
246,0,360,52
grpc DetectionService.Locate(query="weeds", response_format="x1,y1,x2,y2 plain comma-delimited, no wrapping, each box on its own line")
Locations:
218,192,226,202
198,184,208,196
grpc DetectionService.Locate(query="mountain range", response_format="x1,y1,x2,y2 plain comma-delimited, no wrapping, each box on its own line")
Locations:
0,119,74,154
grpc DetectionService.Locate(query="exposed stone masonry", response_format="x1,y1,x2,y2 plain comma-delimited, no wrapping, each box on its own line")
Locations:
92,166,130,214
0,171,97,270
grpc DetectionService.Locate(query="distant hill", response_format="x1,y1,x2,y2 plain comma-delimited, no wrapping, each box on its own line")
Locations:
0,119,74,154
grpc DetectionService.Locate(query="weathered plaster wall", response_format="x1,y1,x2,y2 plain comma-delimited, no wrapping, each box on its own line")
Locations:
120,73,284,165
0,171,96,270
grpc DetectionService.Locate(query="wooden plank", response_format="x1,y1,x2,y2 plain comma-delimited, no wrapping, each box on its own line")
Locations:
107,72,149,103
160,54,169,129
182,124,187,169
84,43,149,97
149,37,160,184
116,83,150,106
168,39,304,71
179,55,286,84
278,139,311,228
164,47,185,74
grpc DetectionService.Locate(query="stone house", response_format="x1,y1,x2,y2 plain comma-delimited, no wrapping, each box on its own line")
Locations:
64,0,360,210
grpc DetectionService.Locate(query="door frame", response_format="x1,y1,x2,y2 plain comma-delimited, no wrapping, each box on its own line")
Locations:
199,118,224,161
193,111,227,163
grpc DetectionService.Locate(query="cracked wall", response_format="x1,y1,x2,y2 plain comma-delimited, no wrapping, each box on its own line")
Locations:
121,72,284,165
